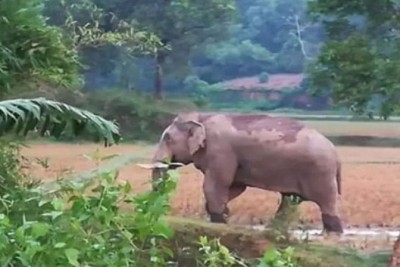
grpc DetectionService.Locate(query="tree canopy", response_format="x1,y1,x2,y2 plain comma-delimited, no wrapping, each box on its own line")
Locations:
0,0,80,96
3,0,400,117
100,0,237,98
0,0,162,98
307,0,400,118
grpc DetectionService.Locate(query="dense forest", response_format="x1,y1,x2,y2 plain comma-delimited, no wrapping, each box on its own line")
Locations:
40,0,322,94
2,0,400,119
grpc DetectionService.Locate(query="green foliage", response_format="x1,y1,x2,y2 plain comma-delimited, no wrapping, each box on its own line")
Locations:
0,97,121,145
23,0,328,107
130,0,236,55
0,140,306,266
132,0,236,97
195,39,274,82
307,0,400,118
0,139,36,198
192,0,324,84
0,140,177,266
8,89,201,142
259,72,270,83
0,0,81,95
197,236,248,267
60,90,176,141
0,140,385,267
196,237,301,267
258,247,299,267
44,0,162,54
42,0,163,92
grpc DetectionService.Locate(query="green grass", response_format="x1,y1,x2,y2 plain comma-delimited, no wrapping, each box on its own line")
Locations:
293,243,390,267
157,216,391,267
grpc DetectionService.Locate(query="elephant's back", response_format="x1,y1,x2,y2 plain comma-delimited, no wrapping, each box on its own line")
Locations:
231,124,337,165
203,112,336,158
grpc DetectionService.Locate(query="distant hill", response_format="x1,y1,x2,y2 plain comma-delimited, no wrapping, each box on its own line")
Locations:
219,73,304,90
212,73,331,111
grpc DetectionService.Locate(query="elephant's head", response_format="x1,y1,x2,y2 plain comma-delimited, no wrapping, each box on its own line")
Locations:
144,113,207,186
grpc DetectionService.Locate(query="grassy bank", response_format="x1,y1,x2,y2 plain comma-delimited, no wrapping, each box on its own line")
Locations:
161,216,391,267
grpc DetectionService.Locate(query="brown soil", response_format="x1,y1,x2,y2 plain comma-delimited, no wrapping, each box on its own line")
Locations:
22,143,400,229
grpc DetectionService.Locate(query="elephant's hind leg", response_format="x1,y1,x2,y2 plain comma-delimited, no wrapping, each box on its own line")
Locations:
314,194,343,234
321,213,343,233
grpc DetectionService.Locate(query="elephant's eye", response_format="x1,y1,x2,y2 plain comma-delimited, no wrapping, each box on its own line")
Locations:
164,133,172,142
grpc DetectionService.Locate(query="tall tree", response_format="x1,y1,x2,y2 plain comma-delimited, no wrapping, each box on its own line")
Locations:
0,0,81,97
307,0,400,118
42,0,162,90
128,0,236,99
240,0,324,71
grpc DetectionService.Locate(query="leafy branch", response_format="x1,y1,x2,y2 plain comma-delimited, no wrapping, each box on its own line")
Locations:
0,97,121,146
60,0,163,55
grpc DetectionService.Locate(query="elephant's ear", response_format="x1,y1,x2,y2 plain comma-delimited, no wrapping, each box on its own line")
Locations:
187,121,206,155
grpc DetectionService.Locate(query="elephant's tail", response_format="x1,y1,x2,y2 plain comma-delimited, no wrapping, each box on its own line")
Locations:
336,160,342,195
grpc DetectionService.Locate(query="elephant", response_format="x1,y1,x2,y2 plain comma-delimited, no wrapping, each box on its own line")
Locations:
146,111,343,234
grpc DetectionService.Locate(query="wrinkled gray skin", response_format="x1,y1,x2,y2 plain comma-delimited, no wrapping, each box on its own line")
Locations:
150,112,343,233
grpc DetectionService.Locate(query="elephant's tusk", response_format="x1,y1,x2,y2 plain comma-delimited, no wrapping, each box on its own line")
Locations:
137,162,169,169
169,162,185,167
136,162,184,169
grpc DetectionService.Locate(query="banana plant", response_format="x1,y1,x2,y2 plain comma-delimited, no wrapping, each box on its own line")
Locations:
0,97,121,146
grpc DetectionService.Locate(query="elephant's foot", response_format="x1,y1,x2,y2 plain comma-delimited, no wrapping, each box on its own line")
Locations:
205,203,229,223
205,203,230,216
322,213,343,234
209,212,227,223
223,206,230,216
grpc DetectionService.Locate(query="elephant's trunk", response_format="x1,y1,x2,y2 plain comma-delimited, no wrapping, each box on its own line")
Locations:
150,142,172,191
143,142,184,191
151,167,166,191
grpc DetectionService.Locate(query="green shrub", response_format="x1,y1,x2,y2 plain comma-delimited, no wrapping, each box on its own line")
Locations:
258,72,270,83
257,247,299,267
0,140,305,266
14,88,202,142
13,89,179,142
196,236,248,267
83,91,175,141
0,140,179,266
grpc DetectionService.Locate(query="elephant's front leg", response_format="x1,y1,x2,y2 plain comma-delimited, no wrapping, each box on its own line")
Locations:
225,183,247,216
203,169,235,223
205,183,246,217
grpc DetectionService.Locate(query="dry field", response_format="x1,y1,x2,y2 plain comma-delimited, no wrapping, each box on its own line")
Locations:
21,142,400,230
302,120,400,138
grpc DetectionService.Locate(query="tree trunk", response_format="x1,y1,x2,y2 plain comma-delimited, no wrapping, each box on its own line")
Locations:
154,51,165,100
389,233,400,267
